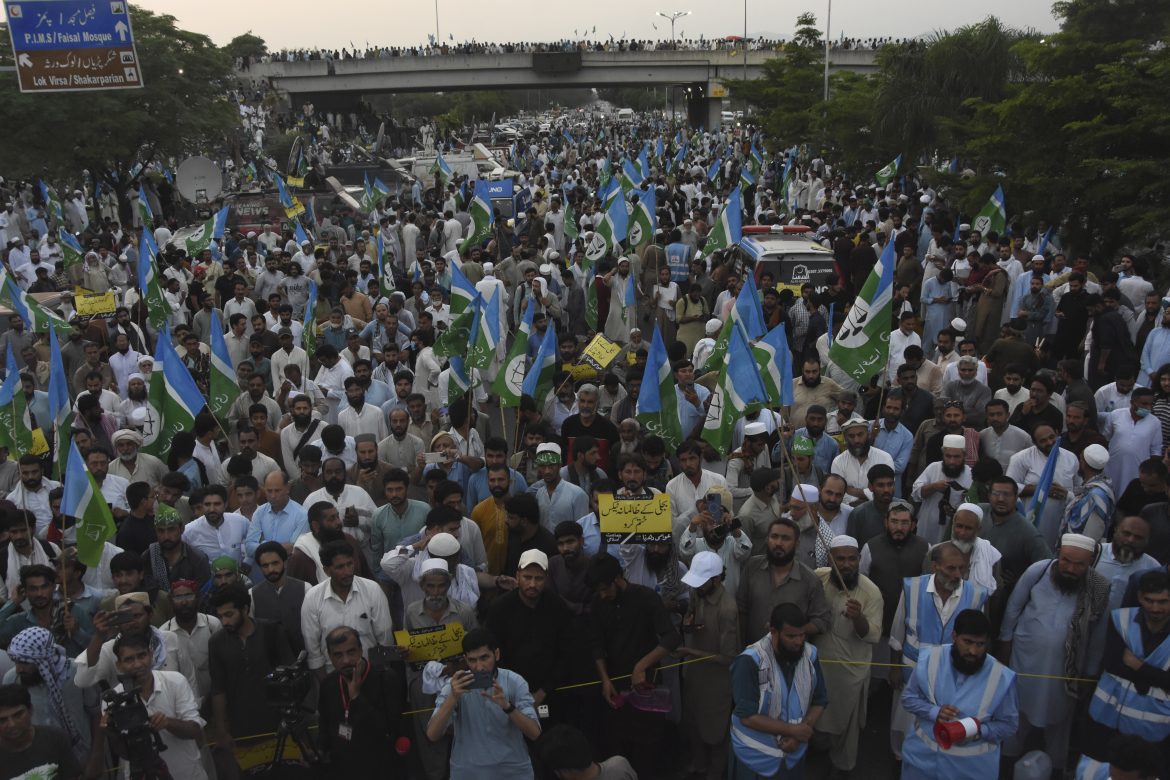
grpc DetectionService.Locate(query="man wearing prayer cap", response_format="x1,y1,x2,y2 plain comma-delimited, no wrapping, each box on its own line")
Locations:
998,532,1109,774
1058,443,1115,541
531,443,588,534
812,533,883,778
108,427,168,485
910,433,973,546
946,503,1001,594
832,417,895,505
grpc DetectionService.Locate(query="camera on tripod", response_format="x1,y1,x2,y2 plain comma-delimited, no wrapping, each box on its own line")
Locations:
103,685,166,766
266,660,311,712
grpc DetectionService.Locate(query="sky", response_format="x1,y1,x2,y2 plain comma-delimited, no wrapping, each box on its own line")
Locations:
130,0,1060,51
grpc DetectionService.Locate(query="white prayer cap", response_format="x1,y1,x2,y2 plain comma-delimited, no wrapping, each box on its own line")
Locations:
1060,533,1097,553
951,318,967,331
1083,444,1109,470
482,262,494,274
943,434,966,450
790,484,819,504
830,535,858,550
743,421,767,438
959,223,971,232
539,263,553,275
956,503,984,520
137,355,154,366
705,319,722,335
1032,254,1046,264
416,558,451,581
127,372,145,383
427,533,460,557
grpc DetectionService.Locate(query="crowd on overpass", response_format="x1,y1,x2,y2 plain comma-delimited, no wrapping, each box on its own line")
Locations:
245,35,894,67
1,103,1169,780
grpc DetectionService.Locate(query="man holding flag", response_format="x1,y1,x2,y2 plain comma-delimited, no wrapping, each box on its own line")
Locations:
1005,425,1078,549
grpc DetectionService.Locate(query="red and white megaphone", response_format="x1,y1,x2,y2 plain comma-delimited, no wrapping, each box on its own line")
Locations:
933,717,980,749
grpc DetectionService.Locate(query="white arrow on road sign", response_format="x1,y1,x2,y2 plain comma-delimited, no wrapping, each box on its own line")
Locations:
17,53,32,68
114,20,128,41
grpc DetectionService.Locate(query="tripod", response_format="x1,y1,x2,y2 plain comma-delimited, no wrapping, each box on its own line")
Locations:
247,705,321,779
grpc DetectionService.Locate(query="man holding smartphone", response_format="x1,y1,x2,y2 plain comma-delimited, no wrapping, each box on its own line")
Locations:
426,628,541,779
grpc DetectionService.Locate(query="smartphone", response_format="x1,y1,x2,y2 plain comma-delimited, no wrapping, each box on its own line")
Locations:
424,451,446,464
109,609,136,628
468,670,494,690
705,492,722,518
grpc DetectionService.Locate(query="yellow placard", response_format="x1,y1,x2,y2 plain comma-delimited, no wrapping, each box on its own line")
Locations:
598,493,672,543
568,362,599,381
285,176,305,188
581,334,621,371
73,288,116,318
393,622,466,664
284,200,306,218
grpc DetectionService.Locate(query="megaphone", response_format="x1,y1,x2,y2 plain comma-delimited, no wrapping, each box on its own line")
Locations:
934,717,980,749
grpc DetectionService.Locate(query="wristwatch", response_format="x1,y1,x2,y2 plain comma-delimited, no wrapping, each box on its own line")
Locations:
502,702,516,714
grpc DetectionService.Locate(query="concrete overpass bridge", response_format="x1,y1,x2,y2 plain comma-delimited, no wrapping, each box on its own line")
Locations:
245,48,878,128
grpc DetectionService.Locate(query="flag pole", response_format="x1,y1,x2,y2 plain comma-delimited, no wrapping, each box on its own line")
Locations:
776,430,850,593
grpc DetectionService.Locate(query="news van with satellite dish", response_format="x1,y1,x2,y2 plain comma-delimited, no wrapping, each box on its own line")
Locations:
730,225,837,294
174,157,224,205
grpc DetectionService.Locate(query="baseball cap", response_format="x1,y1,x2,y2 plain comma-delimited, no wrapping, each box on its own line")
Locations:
681,551,723,587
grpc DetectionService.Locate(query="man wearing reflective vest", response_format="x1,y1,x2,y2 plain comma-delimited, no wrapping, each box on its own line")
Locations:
887,541,989,759
729,603,827,779
901,609,1018,779
1086,568,1170,763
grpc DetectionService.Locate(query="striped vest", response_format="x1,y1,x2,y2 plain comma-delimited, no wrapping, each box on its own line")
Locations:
1089,607,1170,742
902,575,988,664
730,637,817,776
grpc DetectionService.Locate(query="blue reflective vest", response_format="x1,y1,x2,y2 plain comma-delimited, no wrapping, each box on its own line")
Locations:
902,576,988,664
1089,607,1170,742
730,639,818,777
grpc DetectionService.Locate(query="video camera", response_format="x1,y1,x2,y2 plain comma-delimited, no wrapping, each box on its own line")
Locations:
265,654,311,714
102,685,166,768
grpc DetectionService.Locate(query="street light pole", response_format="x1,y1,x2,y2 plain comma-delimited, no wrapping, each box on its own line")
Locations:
823,0,831,101
658,10,690,121
434,0,441,47
743,0,748,83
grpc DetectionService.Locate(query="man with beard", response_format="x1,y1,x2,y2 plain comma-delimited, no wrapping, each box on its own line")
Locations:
872,394,912,494
301,540,392,677
977,476,1051,631
586,552,682,777
245,471,310,566
6,455,61,541
911,435,973,546
503,493,558,578
728,602,827,780
725,422,772,507
207,582,292,755
890,364,936,440
1103,388,1163,502
116,374,150,429
561,385,620,457
1008,374,1065,436
224,425,281,485
888,542,989,759
738,517,832,647
1060,401,1107,461
0,564,93,656
846,465,898,547
73,590,197,692
603,256,637,343
280,395,323,477
998,534,1109,774
181,485,249,570
229,374,281,436
531,443,589,534
348,434,393,507
788,406,838,475
947,504,1002,595
1059,443,1115,541
979,398,1032,472
1095,516,1159,616
547,522,593,615
680,490,752,595
466,437,528,510
675,551,738,780
339,377,388,440
249,541,310,654
305,457,378,569
901,609,1019,779
813,536,883,780
923,400,977,467
159,579,220,702
470,463,515,576
108,428,166,486
789,358,843,430
666,441,728,534
4,626,97,767
378,408,424,473
737,468,783,556
1140,299,1170,385
1007,424,1079,548
318,626,406,780
831,419,894,505
289,501,371,585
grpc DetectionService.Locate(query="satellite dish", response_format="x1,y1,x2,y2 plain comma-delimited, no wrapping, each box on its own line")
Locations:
287,136,304,176
174,157,223,204
375,122,386,156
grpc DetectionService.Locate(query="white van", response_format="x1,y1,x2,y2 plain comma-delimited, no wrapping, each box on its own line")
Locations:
616,108,635,122
720,110,736,125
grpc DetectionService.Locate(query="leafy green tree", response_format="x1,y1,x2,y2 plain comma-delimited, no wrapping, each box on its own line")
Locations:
224,33,268,62
0,8,237,220
959,0,1170,256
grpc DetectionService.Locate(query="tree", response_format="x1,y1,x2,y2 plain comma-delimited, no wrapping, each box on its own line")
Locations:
0,8,238,220
224,33,268,62
959,0,1170,256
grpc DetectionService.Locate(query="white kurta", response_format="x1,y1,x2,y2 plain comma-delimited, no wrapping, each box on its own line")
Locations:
1101,410,1162,496
909,463,973,546
1006,446,1080,549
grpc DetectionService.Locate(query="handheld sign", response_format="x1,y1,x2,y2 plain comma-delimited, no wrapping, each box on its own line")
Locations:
393,623,466,666
580,334,622,372
599,493,672,544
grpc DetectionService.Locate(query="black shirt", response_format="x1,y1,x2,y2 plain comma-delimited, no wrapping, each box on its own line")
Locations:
589,583,682,684
0,725,81,779
487,589,574,693
207,618,294,738
115,514,157,556
318,664,405,780
504,527,559,576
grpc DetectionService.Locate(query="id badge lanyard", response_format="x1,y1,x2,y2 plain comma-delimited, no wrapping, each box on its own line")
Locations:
338,661,371,739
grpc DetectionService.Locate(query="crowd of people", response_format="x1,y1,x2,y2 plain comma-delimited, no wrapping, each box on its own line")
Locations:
0,110,1167,780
